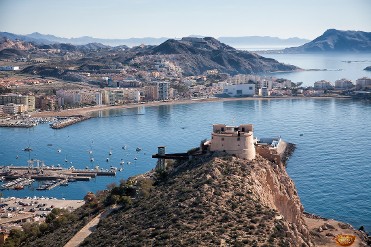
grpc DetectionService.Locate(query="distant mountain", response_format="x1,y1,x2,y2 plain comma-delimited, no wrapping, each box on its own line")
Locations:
218,36,309,48
0,32,169,47
143,37,298,75
284,29,371,53
0,32,309,48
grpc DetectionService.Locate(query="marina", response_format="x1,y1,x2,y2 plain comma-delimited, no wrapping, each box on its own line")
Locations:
0,164,117,191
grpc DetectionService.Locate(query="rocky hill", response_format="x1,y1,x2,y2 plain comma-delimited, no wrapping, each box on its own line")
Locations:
14,151,369,247
78,153,313,246
0,37,34,51
145,37,298,75
284,29,371,53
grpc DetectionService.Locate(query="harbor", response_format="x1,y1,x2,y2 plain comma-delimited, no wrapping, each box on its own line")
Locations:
0,164,117,191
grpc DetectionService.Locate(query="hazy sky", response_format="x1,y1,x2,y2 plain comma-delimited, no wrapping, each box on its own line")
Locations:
0,0,370,39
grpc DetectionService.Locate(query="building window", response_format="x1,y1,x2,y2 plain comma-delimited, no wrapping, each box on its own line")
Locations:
249,87,253,90
221,127,224,132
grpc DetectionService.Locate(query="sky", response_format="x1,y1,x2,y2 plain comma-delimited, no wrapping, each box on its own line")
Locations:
0,0,370,39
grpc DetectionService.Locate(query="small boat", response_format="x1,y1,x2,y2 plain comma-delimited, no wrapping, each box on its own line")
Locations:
122,145,127,150
57,149,62,153
14,185,24,190
299,133,304,136
136,147,142,152
134,157,138,160
23,147,32,152
106,158,109,162
90,157,94,162
109,149,112,155
47,144,53,146
127,161,131,165
60,180,69,186
120,160,125,165
119,168,123,172
88,150,93,154
16,155,19,159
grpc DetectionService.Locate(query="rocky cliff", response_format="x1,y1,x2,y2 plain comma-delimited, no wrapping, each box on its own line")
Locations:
80,153,313,246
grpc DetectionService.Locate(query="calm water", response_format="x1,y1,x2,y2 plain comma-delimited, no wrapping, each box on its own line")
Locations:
258,52,371,86
1,98,370,231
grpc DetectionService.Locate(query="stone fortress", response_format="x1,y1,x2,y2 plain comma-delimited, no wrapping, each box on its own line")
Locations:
206,123,288,163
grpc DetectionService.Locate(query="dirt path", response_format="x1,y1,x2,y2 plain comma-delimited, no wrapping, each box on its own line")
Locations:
64,206,117,247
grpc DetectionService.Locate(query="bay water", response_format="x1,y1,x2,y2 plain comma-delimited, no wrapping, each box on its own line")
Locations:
1,97,370,231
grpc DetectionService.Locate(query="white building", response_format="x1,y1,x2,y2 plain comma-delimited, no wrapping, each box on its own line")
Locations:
258,87,270,97
335,79,354,89
314,80,334,89
222,83,255,97
356,77,371,90
0,66,20,71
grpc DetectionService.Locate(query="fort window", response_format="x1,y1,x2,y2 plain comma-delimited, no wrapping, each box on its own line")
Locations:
241,127,245,132
221,127,224,132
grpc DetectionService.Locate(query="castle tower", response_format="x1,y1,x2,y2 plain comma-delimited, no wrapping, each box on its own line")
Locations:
209,124,256,160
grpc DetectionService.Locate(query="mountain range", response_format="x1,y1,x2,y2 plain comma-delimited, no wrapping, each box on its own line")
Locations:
284,29,371,53
0,36,299,76
0,31,309,48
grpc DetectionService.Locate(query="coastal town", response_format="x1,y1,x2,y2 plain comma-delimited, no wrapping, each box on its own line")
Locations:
1,62,370,126
1,29,371,246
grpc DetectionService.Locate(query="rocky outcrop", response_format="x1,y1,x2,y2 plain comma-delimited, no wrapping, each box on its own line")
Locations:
80,153,314,246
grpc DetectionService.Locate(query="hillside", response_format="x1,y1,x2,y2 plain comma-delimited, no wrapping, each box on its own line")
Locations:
284,29,371,53
2,36,298,77
78,153,313,246
16,152,369,247
146,37,298,75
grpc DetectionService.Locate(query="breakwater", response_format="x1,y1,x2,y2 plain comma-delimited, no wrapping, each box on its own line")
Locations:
50,115,91,129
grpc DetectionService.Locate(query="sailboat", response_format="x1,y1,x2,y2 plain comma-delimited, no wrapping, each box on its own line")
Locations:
109,149,112,156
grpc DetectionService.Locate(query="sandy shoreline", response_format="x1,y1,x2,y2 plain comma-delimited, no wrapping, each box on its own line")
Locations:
30,96,349,118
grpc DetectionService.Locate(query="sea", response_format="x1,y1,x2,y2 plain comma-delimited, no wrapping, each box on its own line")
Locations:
1,53,371,231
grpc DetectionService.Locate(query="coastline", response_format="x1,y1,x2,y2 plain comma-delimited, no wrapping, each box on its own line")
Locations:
30,95,350,118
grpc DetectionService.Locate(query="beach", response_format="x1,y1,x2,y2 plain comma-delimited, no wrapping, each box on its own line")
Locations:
30,96,346,118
